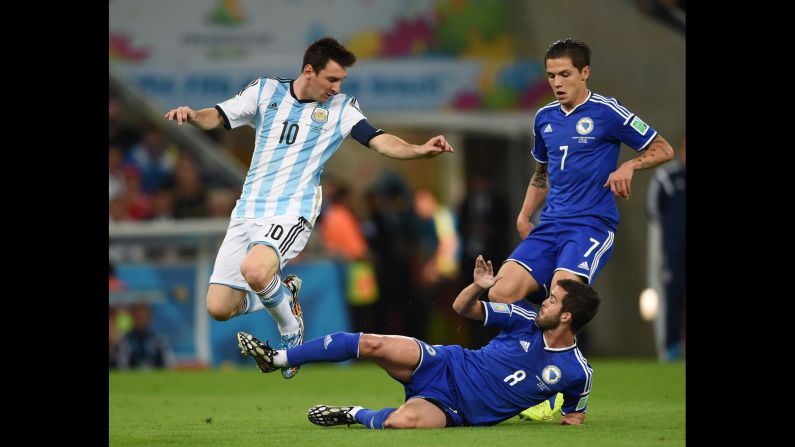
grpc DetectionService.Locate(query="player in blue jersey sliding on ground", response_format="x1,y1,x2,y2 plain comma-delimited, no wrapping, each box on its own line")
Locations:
487,38,675,419
237,255,600,428
164,37,454,379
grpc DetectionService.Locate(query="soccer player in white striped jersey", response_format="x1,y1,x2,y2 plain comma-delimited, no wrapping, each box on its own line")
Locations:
164,37,454,379
484,38,675,415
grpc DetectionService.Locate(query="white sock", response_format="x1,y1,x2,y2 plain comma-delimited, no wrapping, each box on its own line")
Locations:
266,298,299,334
254,276,299,334
349,406,363,418
272,350,288,367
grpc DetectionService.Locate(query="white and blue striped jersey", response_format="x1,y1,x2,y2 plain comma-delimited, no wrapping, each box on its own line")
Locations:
531,91,657,228
216,77,368,223
449,301,593,425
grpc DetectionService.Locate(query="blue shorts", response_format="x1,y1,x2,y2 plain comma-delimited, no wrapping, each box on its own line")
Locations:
507,218,615,303
403,339,467,427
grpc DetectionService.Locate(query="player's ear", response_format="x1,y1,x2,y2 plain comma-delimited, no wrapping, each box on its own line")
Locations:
561,311,572,324
581,66,590,81
303,64,314,77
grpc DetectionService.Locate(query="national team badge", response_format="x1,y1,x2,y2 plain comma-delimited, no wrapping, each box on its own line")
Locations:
311,107,329,123
541,365,562,384
425,344,437,356
576,117,594,135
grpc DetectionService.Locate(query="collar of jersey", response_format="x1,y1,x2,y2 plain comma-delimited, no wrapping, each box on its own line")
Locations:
290,80,319,104
542,333,578,351
560,90,592,116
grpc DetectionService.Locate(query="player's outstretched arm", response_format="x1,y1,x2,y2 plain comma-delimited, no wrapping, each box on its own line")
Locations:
603,134,674,199
452,255,495,321
369,133,454,160
164,106,223,130
560,412,585,425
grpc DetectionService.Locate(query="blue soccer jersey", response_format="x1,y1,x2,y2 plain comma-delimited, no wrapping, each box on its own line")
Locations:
216,77,371,224
531,91,657,227
446,301,593,425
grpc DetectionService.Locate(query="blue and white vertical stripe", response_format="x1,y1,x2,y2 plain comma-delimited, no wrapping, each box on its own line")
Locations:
220,78,364,223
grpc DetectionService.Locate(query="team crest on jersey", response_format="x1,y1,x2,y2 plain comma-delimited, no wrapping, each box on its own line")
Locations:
425,344,437,356
311,107,329,123
576,117,594,135
630,116,649,135
541,365,562,384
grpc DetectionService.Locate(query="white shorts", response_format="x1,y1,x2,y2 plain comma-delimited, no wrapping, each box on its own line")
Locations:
209,216,312,289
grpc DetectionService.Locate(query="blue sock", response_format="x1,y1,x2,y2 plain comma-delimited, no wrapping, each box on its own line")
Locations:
286,332,361,365
354,407,396,429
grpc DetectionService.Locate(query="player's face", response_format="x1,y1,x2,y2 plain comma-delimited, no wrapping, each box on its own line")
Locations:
536,286,567,330
545,57,590,110
308,60,347,102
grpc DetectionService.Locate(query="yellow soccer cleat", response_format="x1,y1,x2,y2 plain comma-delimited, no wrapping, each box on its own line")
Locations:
518,393,563,421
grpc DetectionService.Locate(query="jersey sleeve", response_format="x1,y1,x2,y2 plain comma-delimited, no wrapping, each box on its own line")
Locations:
340,96,367,138
560,355,593,415
215,78,263,130
482,301,538,333
605,98,658,152
531,114,549,164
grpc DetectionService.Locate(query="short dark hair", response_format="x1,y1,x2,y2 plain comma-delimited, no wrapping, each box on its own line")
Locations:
545,38,591,72
302,37,357,73
558,279,601,333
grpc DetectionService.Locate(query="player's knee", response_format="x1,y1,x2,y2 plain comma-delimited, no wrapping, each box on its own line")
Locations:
384,408,418,429
239,263,271,291
206,295,237,321
358,334,385,357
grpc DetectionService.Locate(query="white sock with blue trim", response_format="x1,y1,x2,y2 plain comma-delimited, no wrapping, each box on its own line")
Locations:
254,275,298,334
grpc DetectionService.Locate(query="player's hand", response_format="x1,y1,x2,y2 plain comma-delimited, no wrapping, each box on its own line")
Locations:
164,106,196,125
473,255,496,289
560,412,585,425
517,217,534,240
603,162,635,199
419,135,455,158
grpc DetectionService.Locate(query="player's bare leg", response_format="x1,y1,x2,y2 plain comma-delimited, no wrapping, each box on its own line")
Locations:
384,398,448,428
358,334,421,383
488,261,542,304
550,269,587,288
206,284,247,321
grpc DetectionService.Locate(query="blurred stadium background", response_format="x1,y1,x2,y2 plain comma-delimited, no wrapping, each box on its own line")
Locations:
109,0,684,440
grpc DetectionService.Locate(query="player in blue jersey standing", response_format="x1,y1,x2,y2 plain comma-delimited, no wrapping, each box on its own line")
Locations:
164,37,454,379
237,255,600,428
485,38,674,418
488,37,674,308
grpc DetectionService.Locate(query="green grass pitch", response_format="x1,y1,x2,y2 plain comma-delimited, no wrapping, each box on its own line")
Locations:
110,359,684,446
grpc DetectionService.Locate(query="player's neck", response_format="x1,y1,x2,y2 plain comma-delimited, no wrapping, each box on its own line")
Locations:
561,89,590,113
292,77,310,101
542,328,576,349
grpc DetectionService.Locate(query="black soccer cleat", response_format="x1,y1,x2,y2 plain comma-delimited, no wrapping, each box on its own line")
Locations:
237,331,279,373
307,405,357,427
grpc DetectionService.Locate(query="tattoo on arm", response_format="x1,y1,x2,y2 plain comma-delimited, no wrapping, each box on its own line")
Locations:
530,164,548,189
634,136,673,168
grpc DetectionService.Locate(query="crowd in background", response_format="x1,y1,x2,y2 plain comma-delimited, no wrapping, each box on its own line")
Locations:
110,96,238,224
